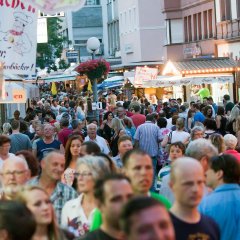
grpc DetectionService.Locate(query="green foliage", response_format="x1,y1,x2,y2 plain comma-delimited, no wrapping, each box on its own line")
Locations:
36,17,69,70
58,59,70,69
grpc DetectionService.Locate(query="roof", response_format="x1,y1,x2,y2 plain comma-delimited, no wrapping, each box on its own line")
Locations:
42,74,77,82
162,57,238,76
111,61,164,70
174,58,237,71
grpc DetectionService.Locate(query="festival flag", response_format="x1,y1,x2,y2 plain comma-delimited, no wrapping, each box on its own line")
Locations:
51,82,57,95
88,80,93,93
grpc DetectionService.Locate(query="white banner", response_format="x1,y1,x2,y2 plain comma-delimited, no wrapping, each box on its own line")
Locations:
0,62,4,99
0,82,26,103
140,75,234,88
134,67,158,85
0,1,38,75
37,18,48,43
25,0,86,14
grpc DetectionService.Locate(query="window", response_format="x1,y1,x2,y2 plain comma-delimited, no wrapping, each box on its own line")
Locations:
203,11,208,39
188,15,192,42
75,40,87,45
208,10,213,38
198,13,202,40
166,19,184,44
184,17,188,42
193,14,197,41
237,0,240,18
220,0,231,21
85,0,100,5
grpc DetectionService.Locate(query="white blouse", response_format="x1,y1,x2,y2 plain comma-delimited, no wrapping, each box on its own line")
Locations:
61,194,96,237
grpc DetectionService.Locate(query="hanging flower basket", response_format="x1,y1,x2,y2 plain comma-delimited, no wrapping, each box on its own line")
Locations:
75,59,110,81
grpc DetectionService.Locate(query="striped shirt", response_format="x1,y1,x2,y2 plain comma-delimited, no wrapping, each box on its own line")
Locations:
28,177,78,224
134,121,162,157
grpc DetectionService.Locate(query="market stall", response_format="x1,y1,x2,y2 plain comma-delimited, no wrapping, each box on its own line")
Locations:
126,58,238,103
162,58,237,103
0,75,40,121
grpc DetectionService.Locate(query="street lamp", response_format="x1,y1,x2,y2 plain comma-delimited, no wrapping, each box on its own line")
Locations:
86,37,101,122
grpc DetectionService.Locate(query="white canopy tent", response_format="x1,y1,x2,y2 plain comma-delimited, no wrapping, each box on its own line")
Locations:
128,74,234,88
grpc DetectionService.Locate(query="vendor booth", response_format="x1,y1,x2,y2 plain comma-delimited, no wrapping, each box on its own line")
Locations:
162,57,237,103
126,58,238,104
0,74,40,122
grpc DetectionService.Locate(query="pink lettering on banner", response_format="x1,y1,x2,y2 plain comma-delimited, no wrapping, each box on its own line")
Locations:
0,0,35,12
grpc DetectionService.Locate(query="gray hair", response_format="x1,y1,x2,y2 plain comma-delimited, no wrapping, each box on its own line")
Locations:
190,126,205,139
76,155,111,180
224,134,238,149
42,150,63,163
194,121,204,128
87,123,97,131
2,123,11,134
3,156,29,171
186,138,218,161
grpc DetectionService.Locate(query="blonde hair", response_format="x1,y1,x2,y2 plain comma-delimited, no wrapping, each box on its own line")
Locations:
234,115,240,133
16,186,60,240
229,106,240,122
209,133,225,154
112,118,124,134
176,117,185,130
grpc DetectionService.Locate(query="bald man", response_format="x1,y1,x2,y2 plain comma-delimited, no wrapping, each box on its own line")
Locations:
0,156,30,200
169,157,220,240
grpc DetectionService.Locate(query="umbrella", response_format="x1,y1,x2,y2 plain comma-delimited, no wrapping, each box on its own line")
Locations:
25,0,86,14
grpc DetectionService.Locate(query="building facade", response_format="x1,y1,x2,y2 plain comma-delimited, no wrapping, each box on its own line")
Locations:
215,0,240,60
61,0,104,63
162,0,216,61
118,0,165,65
214,0,240,99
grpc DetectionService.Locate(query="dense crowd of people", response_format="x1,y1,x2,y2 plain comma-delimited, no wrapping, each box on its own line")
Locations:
0,88,239,240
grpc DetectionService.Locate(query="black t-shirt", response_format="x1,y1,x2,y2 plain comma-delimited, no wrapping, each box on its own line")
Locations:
225,101,234,114
79,229,117,240
170,212,220,240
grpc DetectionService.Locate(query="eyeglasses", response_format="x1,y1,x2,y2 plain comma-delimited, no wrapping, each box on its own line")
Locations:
1,170,27,177
0,145,11,149
74,172,92,178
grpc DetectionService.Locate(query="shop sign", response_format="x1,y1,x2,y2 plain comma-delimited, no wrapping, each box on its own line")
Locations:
183,46,201,56
13,89,27,103
0,1,38,74
37,18,48,43
125,44,134,54
134,67,158,85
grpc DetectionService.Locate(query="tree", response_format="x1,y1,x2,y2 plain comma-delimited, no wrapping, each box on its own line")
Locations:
36,17,69,70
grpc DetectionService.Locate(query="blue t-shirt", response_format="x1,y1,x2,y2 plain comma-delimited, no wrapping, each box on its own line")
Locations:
36,139,61,161
194,111,205,124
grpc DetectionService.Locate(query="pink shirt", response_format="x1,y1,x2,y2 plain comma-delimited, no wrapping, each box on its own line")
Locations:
224,149,240,162
131,113,146,128
58,128,72,147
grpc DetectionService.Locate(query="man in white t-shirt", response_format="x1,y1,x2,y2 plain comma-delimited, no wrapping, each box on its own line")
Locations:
84,123,110,155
